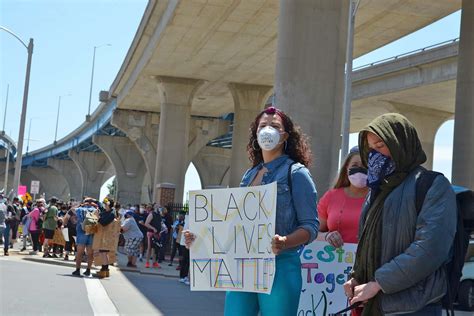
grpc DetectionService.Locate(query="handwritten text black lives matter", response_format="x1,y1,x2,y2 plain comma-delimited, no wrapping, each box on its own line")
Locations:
189,183,277,293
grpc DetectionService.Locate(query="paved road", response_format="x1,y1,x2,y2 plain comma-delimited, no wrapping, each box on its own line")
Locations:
1,255,471,315
0,255,225,316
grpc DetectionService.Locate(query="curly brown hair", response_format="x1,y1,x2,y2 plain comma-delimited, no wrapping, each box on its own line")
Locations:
247,107,312,167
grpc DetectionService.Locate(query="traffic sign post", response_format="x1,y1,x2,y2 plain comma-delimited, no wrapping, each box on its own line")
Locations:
31,180,40,199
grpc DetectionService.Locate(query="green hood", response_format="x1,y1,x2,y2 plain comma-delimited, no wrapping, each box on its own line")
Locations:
358,113,426,173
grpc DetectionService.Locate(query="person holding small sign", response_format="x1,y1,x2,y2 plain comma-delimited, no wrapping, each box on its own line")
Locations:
186,106,319,316
317,146,368,249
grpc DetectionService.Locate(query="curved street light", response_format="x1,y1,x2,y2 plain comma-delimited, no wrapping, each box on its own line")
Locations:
0,26,34,198
86,43,111,121
54,93,72,143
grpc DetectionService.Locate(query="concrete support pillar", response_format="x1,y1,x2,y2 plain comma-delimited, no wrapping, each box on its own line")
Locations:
187,118,230,164
68,150,112,199
453,0,474,189
20,167,70,201
193,146,231,188
47,158,83,201
390,102,452,170
274,0,349,194
154,76,205,203
111,109,159,194
93,135,147,205
227,83,273,187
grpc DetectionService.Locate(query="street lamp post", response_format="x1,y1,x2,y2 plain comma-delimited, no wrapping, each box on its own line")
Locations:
1,26,34,198
54,94,71,143
86,43,111,121
2,85,10,193
3,84,9,133
340,0,360,163
26,117,40,154
3,142,11,193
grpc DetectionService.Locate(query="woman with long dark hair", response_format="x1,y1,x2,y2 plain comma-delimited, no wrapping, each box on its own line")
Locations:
186,106,319,315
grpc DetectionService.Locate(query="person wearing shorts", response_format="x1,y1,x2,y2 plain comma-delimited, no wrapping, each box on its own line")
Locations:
42,197,58,258
121,211,143,268
72,198,98,277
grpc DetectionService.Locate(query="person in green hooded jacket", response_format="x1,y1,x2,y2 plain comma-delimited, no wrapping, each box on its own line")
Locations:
343,113,457,315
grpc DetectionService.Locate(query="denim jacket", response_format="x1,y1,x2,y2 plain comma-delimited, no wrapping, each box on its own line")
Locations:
240,155,319,249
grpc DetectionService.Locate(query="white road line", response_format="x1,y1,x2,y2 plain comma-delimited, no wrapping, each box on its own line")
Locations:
84,277,119,316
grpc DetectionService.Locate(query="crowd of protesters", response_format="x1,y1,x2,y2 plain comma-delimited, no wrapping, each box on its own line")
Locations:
0,194,190,283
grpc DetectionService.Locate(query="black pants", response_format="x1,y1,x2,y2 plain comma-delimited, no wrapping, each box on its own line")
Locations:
170,239,179,262
11,221,19,239
65,228,76,252
158,233,168,261
179,246,189,279
30,231,41,251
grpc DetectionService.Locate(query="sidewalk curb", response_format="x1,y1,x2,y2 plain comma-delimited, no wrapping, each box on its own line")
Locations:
22,257,98,270
21,257,180,278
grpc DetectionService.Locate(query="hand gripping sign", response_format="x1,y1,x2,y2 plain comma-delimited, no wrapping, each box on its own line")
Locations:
297,241,358,316
189,182,277,294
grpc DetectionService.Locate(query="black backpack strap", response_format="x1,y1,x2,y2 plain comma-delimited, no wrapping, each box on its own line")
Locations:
415,168,443,215
288,162,297,195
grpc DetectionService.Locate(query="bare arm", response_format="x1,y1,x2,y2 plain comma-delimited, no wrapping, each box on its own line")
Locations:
272,228,310,255
144,213,157,232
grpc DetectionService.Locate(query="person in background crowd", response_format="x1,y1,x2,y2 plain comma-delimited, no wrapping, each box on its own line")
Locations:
169,212,185,266
27,199,45,255
5,197,21,253
121,210,144,268
72,198,98,277
344,113,456,316
115,202,124,223
0,194,6,248
41,197,59,258
144,206,165,268
317,147,368,248
137,205,150,261
51,216,65,257
186,106,319,315
20,201,33,251
92,199,119,279
179,215,189,285
58,203,67,218
157,206,172,263
62,205,78,261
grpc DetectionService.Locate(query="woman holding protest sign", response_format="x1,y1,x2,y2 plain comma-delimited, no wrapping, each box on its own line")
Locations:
186,106,319,316
317,146,368,249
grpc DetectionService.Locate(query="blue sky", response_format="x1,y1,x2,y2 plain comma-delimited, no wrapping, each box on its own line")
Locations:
0,1,460,201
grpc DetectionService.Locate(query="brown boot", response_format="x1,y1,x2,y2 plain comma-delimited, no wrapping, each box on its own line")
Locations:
93,270,107,279
105,270,110,277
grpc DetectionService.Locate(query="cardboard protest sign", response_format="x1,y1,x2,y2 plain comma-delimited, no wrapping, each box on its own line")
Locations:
189,182,277,294
298,241,357,316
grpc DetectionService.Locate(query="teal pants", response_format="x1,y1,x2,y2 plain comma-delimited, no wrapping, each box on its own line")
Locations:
224,251,302,316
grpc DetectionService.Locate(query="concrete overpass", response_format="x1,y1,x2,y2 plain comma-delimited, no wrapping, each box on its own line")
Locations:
106,0,470,198
21,98,231,204
20,37,463,203
19,0,473,205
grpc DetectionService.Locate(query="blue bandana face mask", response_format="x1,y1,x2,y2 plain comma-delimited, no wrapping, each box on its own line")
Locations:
367,150,396,190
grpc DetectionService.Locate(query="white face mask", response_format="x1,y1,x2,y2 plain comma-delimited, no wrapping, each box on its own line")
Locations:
257,126,283,151
348,173,368,188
